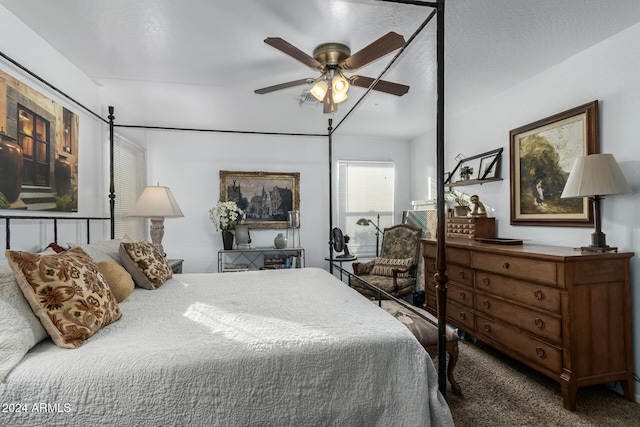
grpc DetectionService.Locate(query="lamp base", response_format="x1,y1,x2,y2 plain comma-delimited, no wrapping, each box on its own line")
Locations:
579,245,617,253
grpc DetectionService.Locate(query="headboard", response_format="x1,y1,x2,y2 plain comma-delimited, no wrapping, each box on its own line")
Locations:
1,215,111,250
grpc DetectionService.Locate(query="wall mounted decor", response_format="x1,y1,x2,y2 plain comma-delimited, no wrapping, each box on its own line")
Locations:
219,170,300,229
445,147,503,187
0,69,80,212
509,100,598,226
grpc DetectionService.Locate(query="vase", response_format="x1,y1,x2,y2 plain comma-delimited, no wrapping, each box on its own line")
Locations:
55,154,72,196
222,230,234,250
274,233,287,249
0,133,24,203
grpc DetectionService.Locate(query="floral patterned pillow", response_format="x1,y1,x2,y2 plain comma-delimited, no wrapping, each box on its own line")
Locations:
119,241,172,290
371,257,413,278
5,247,122,349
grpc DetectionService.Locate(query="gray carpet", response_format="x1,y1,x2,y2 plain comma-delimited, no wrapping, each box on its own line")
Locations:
445,341,640,426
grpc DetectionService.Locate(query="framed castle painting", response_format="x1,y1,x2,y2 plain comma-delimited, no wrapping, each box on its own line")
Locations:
219,170,300,229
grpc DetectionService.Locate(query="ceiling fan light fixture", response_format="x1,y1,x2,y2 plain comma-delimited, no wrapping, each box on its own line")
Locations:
332,73,349,102
332,90,348,104
310,79,328,101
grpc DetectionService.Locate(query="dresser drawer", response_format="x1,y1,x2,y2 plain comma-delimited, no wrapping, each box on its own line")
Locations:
476,314,562,374
475,293,561,345
448,264,473,287
425,278,473,309
422,243,470,267
447,301,475,331
424,255,472,287
475,272,561,314
448,282,474,309
471,252,558,286
424,293,475,332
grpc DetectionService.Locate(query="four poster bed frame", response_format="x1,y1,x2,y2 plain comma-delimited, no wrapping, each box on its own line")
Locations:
1,0,451,397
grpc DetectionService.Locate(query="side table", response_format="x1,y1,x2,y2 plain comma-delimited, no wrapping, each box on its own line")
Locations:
167,259,184,274
325,255,357,281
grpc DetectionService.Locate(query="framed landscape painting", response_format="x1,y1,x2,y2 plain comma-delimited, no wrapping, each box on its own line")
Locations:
219,170,300,229
509,101,599,227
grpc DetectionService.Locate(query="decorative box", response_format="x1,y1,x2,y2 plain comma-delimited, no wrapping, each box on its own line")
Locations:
446,217,495,239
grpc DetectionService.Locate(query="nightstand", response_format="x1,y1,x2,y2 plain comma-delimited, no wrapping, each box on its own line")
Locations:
167,259,184,274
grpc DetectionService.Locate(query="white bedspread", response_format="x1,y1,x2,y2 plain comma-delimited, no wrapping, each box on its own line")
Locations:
0,268,453,427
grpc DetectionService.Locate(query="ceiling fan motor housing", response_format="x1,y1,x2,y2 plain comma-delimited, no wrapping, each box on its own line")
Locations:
313,43,351,67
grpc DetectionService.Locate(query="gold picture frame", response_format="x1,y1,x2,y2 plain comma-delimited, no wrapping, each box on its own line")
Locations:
219,170,300,229
509,101,599,227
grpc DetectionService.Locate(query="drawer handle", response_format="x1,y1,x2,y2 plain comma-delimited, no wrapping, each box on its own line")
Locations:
458,271,465,279
534,290,544,301
484,323,491,332
502,262,510,269
535,318,545,329
459,312,466,320
536,347,546,359
482,277,490,286
459,291,466,299
483,300,490,309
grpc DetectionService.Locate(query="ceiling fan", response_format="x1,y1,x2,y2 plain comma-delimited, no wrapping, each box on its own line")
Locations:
254,32,410,113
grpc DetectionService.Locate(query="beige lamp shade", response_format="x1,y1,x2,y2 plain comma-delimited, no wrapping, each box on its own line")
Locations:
560,153,631,252
128,185,184,218
561,154,631,198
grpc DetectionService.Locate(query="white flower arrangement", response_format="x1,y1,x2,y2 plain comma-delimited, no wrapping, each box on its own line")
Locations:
209,200,245,231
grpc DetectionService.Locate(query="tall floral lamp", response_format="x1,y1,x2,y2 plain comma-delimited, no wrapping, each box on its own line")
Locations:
128,184,184,256
561,153,632,252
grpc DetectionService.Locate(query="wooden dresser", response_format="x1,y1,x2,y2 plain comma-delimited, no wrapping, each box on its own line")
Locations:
422,239,634,410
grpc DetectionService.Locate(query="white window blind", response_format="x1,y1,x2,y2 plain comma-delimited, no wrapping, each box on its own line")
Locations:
112,134,146,241
337,160,394,257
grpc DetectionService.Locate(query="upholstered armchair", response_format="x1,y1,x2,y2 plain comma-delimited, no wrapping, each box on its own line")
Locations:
349,224,422,298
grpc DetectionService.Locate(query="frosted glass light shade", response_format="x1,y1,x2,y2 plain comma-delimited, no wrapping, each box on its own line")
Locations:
128,186,184,218
561,154,631,198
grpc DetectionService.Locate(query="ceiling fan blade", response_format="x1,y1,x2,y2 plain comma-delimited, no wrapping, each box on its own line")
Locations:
341,32,406,72
349,75,410,96
264,37,323,70
254,78,315,94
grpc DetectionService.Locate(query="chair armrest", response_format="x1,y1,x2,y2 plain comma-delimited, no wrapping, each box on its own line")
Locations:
353,260,375,275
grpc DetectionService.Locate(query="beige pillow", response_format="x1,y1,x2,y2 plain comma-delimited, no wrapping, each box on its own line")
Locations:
97,261,135,303
371,257,413,278
5,247,122,349
119,241,172,290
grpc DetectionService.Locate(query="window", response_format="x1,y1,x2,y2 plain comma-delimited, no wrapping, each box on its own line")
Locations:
112,133,146,240
337,160,394,257
62,108,73,154
18,105,50,186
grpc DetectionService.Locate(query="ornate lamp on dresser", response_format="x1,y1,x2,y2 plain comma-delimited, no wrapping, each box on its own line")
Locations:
422,238,634,411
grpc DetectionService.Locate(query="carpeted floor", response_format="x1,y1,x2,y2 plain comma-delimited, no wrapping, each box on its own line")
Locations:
445,341,640,426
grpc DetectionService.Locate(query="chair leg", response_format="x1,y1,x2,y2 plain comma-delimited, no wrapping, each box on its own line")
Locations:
446,341,462,395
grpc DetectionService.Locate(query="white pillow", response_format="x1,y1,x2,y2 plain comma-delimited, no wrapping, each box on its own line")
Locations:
76,236,131,266
0,262,48,382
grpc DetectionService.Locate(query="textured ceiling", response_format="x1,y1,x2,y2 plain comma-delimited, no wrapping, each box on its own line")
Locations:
2,0,640,139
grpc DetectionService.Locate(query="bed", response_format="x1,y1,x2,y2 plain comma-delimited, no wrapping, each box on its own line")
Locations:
0,240,453,427
1,2,454,425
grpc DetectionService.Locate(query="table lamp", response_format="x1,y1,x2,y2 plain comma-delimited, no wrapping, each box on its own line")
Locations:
128,184,184,256
561,153,631,252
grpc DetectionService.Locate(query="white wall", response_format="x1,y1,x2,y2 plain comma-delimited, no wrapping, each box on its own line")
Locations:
0,5,109,251
146,130,412,273
412,22,640,399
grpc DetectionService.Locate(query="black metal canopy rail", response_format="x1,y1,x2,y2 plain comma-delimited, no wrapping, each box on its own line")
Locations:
0,0,449,395
0,215,110,250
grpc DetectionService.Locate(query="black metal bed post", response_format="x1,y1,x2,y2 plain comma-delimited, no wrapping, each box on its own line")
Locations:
108,106,115,239
434,0,449,395
328,118,334,274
